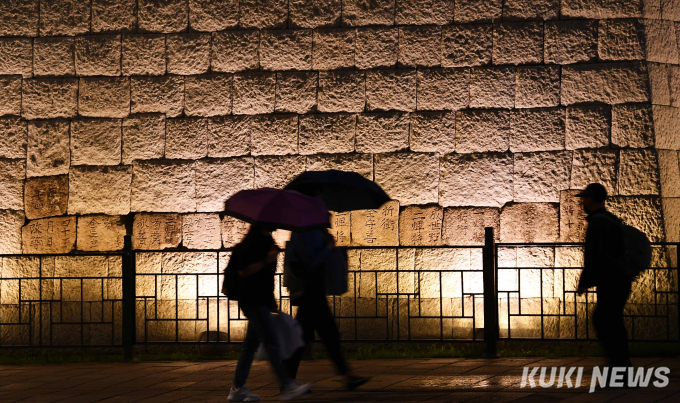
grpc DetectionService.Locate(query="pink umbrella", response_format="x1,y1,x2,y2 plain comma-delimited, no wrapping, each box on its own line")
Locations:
224,188,330,232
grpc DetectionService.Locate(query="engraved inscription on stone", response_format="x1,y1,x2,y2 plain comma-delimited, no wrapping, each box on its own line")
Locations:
329,211,351,246
132,213,182,250
442,207,500,246
351,200,399,246
560,190,588,242
221,215,250,248
24,175,68,219
22,216,76,254
399,206,442,246
76,215,126,251
182,213,221,249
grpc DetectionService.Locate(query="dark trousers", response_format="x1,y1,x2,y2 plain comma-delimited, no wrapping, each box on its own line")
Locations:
593,282,632,369
284,294,349,379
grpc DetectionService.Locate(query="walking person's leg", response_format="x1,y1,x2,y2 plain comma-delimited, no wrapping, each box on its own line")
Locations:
283,301,314,380
230,311,264,402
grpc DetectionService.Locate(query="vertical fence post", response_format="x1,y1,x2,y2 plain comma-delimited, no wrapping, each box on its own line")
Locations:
122,235,135,361
483,227,498,358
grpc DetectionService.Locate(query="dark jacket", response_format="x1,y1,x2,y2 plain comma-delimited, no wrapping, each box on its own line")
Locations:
578,207,628,290
284,229,332,304
233,232,277,308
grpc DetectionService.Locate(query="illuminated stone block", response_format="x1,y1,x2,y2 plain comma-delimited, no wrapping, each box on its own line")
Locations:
570,150,618,196
409,111,456,154
559,190,587,243
78,77,130,118
441,24,492,68
195,158,254,212
561,62,649,105
0,76,21,116
138,0,188,33
0,118,27,159
365,70,416,112
313,29,355,70
454,0,502,23
500,203,559,243
329,212,351,246
130,76,184,117
565,104,610,150
1,257,40,279
76,215,126,252
122,35,166,76
598,19,644,61
260,30,312,71
509,108,565,152
397,0,453,24
75,35,121,77
417,68,469,111
39,0,90,36
221,216,250,248
165,118,208,160
469,66,515,109
306,153,373,179
611,104,653,148
515,66,560,109
254,156,306,188
92,0,136,33
318,71,365,113
184,75,233,117
24,175,68,220
131,160,196,212
342,0,395,26
22,79,78,120
166,33,211,75
398,25,441,68
355,112,409,153
375,152,438,205
68,166,132,215
0,210,24,254
250,115,299,156
442,207,500,246
358,249,397,297
275,72,317,114
608,196,664,242
440,153,513,207
289,0,340,28
355,27,397,69
617,149,660,196
0,38,32,78
513,151,572,203
233,72,276,115
70,119,122,166
22,216,76,254
493,22,543,65
122,114,166,164
399,206,442,246
351,200,399,246
457,109,511,154
208,116,251,158
182,214,221,250
189,0,238,31
644,19,680,64
211,30,260,73
0,0,38,36
0,159,24,211
132,213,182,250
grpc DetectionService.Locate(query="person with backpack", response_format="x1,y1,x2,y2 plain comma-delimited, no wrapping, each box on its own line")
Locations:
223,224,312,402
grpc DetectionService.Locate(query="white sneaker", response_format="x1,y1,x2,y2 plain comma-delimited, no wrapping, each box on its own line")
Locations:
280,381,312,401
228,386,260,402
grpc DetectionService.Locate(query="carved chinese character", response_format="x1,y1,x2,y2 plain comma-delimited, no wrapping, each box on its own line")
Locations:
22,216,76,254
350,200,399,246
133,213,182,250
399,206,442,246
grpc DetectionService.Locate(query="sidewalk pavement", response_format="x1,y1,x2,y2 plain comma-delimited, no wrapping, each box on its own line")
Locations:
0,357,678,402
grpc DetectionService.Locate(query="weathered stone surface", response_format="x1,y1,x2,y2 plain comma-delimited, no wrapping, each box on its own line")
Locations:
249,115,299,156
442,24,491,69
399,206,442,246
305,153,373,179
0,38,32,78
409,111,456,154
26,120,70,177
659,150,680,198
130,76,184,117
398,25,441,68
211,30,260,73
469,66,515,109
260,30,312,71
515,66,560,108
342,0,394,26
455,109,510,153
503,0,559,20
195,158,253,212
355,112,409,153
70,119,122,166
0,159,24,210
184,75,232,117
570,150,618,196
0,0,38,36
69,166,132,215
500,203,559,243
131,160,196,213
662,198,680,243
318,71,365,113
189,0,238,31
75,35,121,77
598,19,645,61
509,108,565,152
329,211,350,246
122,34,166,76
132,213,182,249
233,72,276,115
375,152,438,206
39,0,90,36
239,0,287,29
366,70,416,112
561,62,649,105
22,216,76,254
611,104,654,148
275,72,317,114
493,22,543,65
654,105,680,150
645,19,680,64
34,37,74,77
0,118,26,159
313,28,355,70
76,215,126,252
440,153,513,207
442,207,499,245
122,115,165,164
559,190,587,242
396,0,453,24
207,116,251,158
514,151,572,203
565,104,611,150
0,210,23,253
355,27,398,69
165,118,208,160
608,196,664,241
138,0,188,33
92,0,136,33
290,0,341,28
454,0,502,23
254,156,306,188
78,77,130,118
562,0,643,18
166,33,210,75
617,150,660,196
24,175,68,220
299,113,355,155
350,201,399,246
544,20,597,64
181,214,221,249
417,68,469,111
22,78,78,120
221,216,250,248
0,76,20,116
648,63,672,106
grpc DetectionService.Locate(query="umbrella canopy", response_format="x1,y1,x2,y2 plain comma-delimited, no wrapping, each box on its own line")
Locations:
224,188,330,232
284,170,390,212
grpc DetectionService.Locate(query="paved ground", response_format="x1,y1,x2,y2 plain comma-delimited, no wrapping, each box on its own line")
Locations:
0,358,679,402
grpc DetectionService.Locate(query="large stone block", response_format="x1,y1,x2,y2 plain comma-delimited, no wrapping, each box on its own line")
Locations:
409,111,456,154
662,198,680,243
260,30,312,71
398,25,441,68
0,118,26,159
350,200,399,246
254,156,306,188
515,65,560,109
299,113,355,155
70,119,122,166
233,72,276,115
396,0,453,24
275,72,317,114
305,153,373,179
313,28,355,70
439,153,513,207
26,120,70,177
454,0,502,23
0,0,38,36
611,104,653,148
399,206,442,246
658,150,680,198
565,104,610,150
0,210,23,253
22,78,78,120
617,150,660,196
502,0,559,20
132,213,182,249
318,71,365,113
290,0,341,28
130,76,184,117
561,0,643,18
138,0,188,33
39,0,90,36
493,22,543,65
195,158,253,212
442,207,499,245
221,216,250,248
329,211,350,246
455,109,510,153
644,19,680,64
544,20,597,64
76,215,126,252
509,108,565,152
249,115,299,156
374,152,438,206
78,77,130,118
69,166,132,215
182,214,221,249
561,62,649,105
22,216,76,254
34,37,74,77
184,75,232,117
122,34,166,76
559,190,587,243
355,27,398,69
441,24,492,68
74,35,121,77
598,19,645,61
513,151,572,203
366,70,416,112
207,116,251,158
608,196,664,241
0,38,32,78
355,112,409,153
122,115,165,164
416,68,469,111
211,30,260,73
239,0,287,29
570,150,618,196
342,0,394,26
653,105,680,150
0,159,24,210
189,0,238,31
648,63,672,106
165,118,208,160
0,76,20,116
131,160,196,213
500,203,559,243
24,175,68,220
92,0,136,33
469,66,515,109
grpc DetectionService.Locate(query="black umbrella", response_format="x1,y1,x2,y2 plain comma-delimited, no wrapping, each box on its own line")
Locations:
284,170,391,212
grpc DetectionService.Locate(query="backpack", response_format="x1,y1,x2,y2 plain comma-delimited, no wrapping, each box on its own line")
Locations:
594,213,652,280
221,247,243,301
